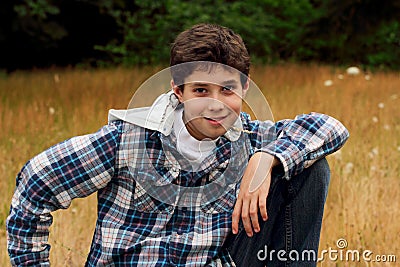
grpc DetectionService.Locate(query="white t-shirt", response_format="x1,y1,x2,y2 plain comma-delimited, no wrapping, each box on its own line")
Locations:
173,108,217,170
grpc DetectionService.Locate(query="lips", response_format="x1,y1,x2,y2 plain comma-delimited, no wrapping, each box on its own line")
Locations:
204,116,227,122
204,115,228,126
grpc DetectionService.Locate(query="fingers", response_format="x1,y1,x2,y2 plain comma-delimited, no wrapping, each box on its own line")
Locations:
246,195,267,236
258,180,269,221
233,195,259,237
232,198,242,234
232,152,275,237
259,193,268,221
241,196,253,237
249,198,260,233
233,187,269,237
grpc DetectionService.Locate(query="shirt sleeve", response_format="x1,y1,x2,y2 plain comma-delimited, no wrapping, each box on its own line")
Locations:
257,112,349,179
6,122,121,266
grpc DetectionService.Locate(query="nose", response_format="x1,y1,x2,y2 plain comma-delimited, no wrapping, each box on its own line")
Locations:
207,96,225,111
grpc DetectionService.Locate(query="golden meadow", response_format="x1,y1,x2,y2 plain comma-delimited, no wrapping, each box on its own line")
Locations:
0,64,399,266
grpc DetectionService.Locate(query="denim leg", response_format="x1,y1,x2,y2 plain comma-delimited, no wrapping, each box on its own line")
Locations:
228,158,330,267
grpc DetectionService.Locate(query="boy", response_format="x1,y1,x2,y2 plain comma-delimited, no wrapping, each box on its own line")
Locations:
7,24,349,266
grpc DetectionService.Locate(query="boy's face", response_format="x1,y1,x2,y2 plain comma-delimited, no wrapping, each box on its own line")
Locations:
173,66,248,140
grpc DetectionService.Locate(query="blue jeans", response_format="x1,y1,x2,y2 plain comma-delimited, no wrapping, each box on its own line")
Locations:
228,158,330,266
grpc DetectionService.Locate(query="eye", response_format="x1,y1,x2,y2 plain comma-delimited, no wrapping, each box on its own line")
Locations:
194,87,207,93
222,85,236,93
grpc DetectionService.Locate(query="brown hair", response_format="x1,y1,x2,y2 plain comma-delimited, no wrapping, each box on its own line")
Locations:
170,23,250,87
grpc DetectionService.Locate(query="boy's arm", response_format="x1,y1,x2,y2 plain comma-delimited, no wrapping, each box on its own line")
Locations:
260,112,349,179
6,123,120,266
232,112,349,236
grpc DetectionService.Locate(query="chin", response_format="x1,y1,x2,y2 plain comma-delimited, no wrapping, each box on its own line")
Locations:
206,131,227,140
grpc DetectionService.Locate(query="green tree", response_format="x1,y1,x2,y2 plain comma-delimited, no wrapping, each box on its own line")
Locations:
302,0,400,67
1,0,399,70
95,0,320,65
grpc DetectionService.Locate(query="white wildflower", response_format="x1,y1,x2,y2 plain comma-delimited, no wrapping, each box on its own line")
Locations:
337,74,344,80
343,162,354,174
346,66,360,76
324,80,333,87
378,103,385,109
49,107,55,115
383,124,391,131
54,74,60,83
368,147,379,159
372,116,378,123
364,74,371,80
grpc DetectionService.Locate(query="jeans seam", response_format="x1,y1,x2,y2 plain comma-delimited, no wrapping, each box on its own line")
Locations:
285,204,292,267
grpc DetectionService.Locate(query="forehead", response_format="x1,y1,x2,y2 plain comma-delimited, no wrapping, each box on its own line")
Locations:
183,65,241,85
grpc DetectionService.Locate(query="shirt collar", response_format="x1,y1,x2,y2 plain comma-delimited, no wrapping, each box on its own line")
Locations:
108,91,243,141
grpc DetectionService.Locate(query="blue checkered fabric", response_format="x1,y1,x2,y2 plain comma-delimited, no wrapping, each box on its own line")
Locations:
7,112,349,266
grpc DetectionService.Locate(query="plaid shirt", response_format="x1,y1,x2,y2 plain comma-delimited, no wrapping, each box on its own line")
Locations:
7,108,349,266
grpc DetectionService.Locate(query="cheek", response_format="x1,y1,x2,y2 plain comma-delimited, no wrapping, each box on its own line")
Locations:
226,98,242,114
183,102,205,118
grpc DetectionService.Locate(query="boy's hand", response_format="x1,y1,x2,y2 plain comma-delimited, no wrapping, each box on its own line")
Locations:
232,152,280,237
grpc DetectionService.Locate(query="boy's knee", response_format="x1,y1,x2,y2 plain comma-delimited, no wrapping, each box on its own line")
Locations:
306,157,331,197
289,158,331,199
311,158,330,182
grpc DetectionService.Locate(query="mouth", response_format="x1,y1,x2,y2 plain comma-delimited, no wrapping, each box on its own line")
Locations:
204,116,228,125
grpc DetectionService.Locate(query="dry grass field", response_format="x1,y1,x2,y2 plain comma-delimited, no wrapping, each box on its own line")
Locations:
0,64,399,266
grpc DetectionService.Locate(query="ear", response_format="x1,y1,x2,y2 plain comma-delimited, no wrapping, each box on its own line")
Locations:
241,75,250,98
171,79,183,102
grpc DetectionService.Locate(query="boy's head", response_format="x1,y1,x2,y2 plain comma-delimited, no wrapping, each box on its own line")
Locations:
170,23,250,88
169,24,251,140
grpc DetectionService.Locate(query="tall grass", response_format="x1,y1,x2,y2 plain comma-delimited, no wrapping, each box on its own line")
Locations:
0,64,399,266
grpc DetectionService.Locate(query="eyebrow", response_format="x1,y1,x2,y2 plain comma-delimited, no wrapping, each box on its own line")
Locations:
188,80,239,87
190,82,210,87
221,79,240,85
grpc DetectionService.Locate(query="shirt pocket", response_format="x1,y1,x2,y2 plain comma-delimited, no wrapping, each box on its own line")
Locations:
200,188,236,214
132,182,174,213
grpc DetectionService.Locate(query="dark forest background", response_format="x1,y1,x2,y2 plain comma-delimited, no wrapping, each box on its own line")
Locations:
1,0,399,71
